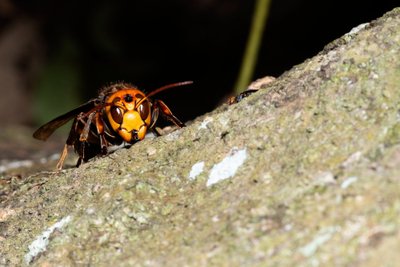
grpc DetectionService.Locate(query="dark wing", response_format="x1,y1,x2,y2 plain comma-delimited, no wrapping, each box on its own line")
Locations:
33,100,97,141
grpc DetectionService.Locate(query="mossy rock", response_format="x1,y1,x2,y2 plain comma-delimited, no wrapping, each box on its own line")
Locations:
1,7,400,267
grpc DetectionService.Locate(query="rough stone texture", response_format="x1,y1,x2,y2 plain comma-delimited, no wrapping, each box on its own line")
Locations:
1,7,400,267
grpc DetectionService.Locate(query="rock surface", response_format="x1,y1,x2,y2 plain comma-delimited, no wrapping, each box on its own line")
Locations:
1,7,400,267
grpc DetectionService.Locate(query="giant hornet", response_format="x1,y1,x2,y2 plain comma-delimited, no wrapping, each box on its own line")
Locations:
33,81,192,170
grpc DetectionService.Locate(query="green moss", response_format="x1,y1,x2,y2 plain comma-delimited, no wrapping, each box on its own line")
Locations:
384,123,400,147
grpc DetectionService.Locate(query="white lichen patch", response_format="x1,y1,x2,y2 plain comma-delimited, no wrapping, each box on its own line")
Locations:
188,161,205,180
164,130,181,141
341,151,362,168
206,148,247,187
299,226,337,257
341,176,358,189
25,215,72,264
198,117,214,130
313,171,336,186
217,114,230,127
146,146,157,156
348,22,369,36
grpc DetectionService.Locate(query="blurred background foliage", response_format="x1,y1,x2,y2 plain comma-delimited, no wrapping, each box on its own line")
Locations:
0,0,398,127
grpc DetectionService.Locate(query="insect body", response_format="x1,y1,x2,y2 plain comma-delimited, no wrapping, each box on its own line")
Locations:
228,89,259,104
33,81,192,169
228,76,276,104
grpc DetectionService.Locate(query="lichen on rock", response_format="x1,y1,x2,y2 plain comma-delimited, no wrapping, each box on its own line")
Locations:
1,7,400,267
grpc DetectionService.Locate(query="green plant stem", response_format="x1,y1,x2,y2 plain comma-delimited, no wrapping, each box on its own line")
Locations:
234,0,271,94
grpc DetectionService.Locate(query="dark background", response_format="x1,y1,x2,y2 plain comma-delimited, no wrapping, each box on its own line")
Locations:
0,0,398,126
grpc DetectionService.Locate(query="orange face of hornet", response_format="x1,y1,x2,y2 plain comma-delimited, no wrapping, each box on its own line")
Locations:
33,81,192,170
105,89,152,142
